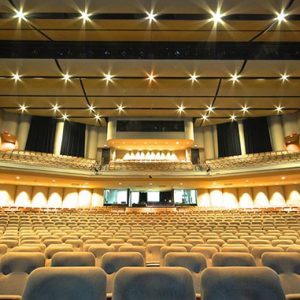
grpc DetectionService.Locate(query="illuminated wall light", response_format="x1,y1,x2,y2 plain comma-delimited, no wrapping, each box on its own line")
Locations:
275,105,284,114
62,73,71,82
14,9,27,20
146,10,157,23
280,73,289,81
103,73,113,83
79,10,91,22
18,104,28,113
12,73,21,82
275,10,287,23
116,104,125,113
241,105,250,114
177,104,185,114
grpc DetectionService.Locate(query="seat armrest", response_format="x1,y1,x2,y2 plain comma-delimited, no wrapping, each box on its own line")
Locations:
0,296,22,300
286,294,300,300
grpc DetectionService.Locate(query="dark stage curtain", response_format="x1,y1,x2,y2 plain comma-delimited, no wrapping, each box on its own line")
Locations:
61,121,86,157
217,122,241,157
243,117,272,154
25,116,57,153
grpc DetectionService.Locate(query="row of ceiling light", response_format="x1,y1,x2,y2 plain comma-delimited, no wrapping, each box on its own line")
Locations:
16,102,285,123
13,8,289,25
8,72,292,83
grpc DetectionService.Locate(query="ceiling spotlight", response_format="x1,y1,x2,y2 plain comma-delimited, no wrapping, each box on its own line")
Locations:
275,10,287,23
147,73,156,82
241,105,250,114
79,10,91,22
275,105,284,114
177,104,185,114
12,73,21,82
116,104,125,113
146,10,157,23
103,73,113,83
210,9,224,24
15,9,26,20
230,114,237,122
94,114,101,121
201,114,209,121
230,73,240,83
18,104,28,113
280,73,289,81
87,104,95,112
62,73,71,82
206,105,214,113
61,113,69,121
51,103,61,112
190,74,198,82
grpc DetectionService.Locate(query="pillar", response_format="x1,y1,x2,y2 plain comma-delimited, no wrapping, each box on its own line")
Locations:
185,119,194,140
0,109,4,131
203,126,215,160
2,111,19,135
86,125,99,159
212,125,218,158
282,113,299,136
107,119,117,141
267,115,285,151
17,114,31,150
53,120,64,155
297,111,300,132
238,120,246,155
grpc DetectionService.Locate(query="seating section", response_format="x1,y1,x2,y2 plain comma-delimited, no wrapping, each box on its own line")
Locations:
0,208,299,298
205,150,300,170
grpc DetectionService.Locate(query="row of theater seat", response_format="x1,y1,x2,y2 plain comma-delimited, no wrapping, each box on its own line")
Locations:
0,251,299,300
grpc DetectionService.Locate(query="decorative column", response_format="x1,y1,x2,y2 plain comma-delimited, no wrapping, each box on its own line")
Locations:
17,115,31,150
53,120,65,155
212,125,218,158
203,126,215,160
2,111,19,135
86,125,99,159
184,119,194,140
238,120,246,155
267,115,285,151
107,118,117,141
282,113,299,136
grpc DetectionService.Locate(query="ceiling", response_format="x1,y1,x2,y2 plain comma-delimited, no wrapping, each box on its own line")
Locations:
0,0,299,126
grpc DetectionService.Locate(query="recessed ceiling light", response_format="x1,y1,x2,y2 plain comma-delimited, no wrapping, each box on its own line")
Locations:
210,9,224,24
118,182,122,185
206,105,214,113
15,9,26,20
190,74,198,82
116,104,125,113
61,113,69,121
275,10,287,23
62,73,71,82
177,104,185,114
275,105,284,114
241,105,250,114
103,73,113,82
12,73,21,82
229,114,237,121
280,73,289,81
201,114,209,121
18,104,28,113
230,73,240,83
281,176,286,180
146,10,157,23
79,10,91,22
87,104,95,112
94,114,101,121
147,73,156,82
51,103,60,112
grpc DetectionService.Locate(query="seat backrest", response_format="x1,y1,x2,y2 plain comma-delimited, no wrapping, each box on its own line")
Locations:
191,246,218,259
112,267,196,300
119,246,146,259
45,244,74,259
262,252,300,295
51,252,95,267
200,266,285,300
212,253,256,267
22,267,107,300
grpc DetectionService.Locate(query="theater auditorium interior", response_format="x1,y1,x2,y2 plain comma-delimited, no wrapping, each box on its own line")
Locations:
0,0,300,299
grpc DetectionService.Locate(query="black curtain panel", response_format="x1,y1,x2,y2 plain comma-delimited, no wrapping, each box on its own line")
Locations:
60,121,86,157
217,122,241,157
243,117,272,154
25,116,57,153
